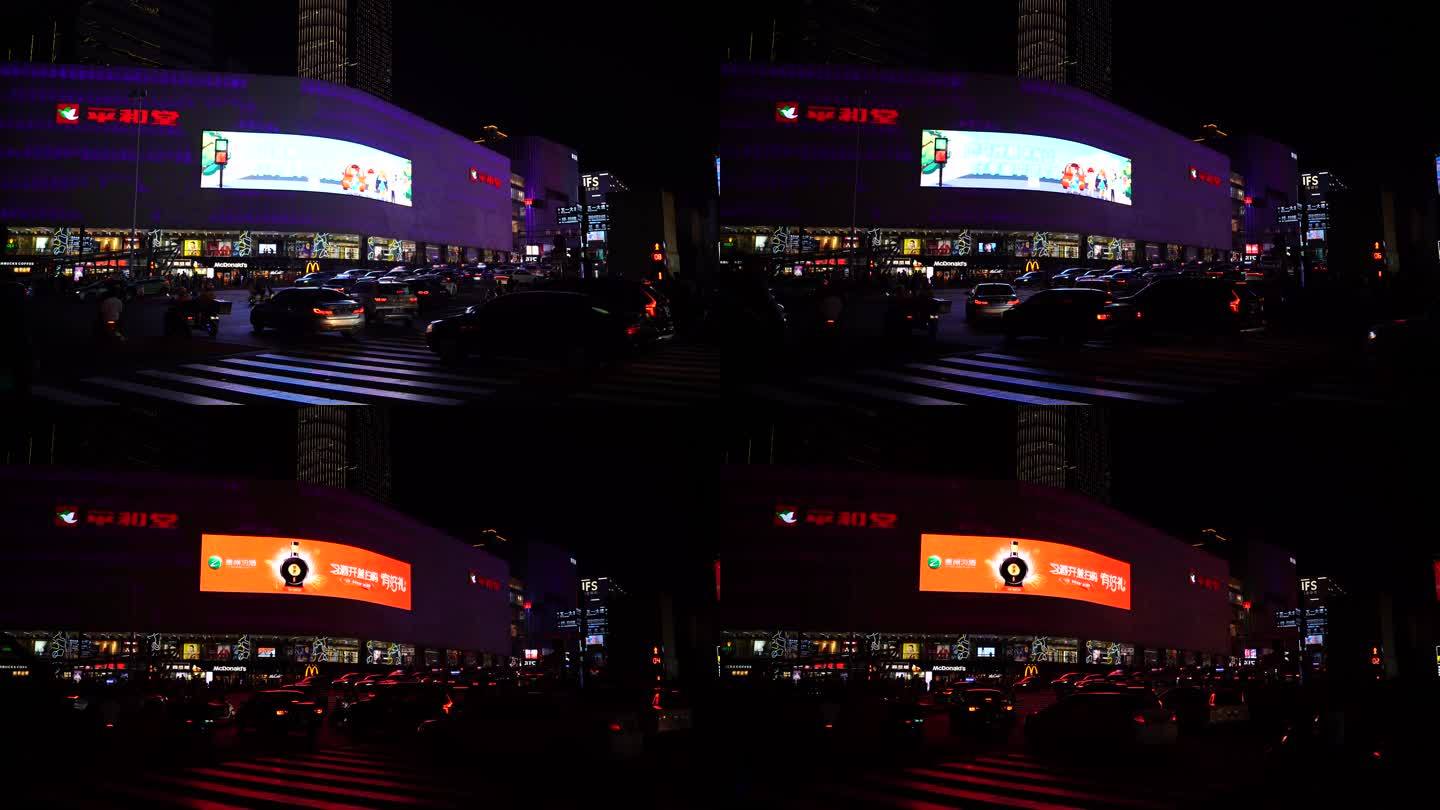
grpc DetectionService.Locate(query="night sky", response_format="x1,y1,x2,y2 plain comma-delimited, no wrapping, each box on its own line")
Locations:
224,4,1437,195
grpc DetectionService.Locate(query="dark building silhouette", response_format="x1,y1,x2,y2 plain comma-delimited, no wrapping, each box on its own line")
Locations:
3,0,216,70
1017,0,1112,99
298,0,393,100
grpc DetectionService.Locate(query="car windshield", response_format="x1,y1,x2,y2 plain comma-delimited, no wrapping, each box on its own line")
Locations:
974,284,1013,296
379,284,409,295
314,289,350,302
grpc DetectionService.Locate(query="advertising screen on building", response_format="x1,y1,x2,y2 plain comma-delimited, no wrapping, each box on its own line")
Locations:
921,130,1132,206
919,534,1131,610
199,534,412,611
200,131,413,207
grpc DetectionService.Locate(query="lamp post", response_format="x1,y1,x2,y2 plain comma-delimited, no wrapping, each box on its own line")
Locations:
129,88,147,274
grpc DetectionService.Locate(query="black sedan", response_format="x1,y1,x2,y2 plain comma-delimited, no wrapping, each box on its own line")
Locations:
426,290,662,366
1106,278,1264,337
947,687,1016,734
250,288,364,336
407,277,453,311
1002,288,1114,343
235,689,325,738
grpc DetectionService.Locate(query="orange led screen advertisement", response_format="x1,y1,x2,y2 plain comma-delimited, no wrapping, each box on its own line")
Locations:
919,534,1131,611
199,534,412,611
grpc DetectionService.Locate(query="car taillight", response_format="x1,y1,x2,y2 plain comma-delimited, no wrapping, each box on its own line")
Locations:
314,707,324,715
1208,692,1216,708
1133,713,1146,725
644,297,658,318
625,325,641,337
373,296,388,302
409,297,418,303
972,299,986,305
417,290,430,295
312,308,334,316
1096,312,1111,321
1008,298,1021,305
275,709,288,716
1135,310,1144,320
1229,291,1241,314
1170,713,1178,723
967,706,978,712
608,722,623,732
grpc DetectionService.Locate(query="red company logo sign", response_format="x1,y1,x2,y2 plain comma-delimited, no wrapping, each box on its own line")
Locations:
774,504,898,529
55,504,179,529
468,167,503,188
1188,569,1224,592
774,101,898,126
1188,166,1223,187
56,102,179,127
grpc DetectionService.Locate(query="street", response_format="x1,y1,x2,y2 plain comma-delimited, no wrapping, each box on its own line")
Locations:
24,289,720,407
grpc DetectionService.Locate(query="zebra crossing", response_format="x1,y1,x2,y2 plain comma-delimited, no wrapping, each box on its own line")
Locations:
30,334,722,407
81,744,476,809
746,337,1377,409
816,749,1203,809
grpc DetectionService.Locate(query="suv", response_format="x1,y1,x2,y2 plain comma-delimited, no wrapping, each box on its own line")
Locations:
350,280,420,326
1107,278,1264,336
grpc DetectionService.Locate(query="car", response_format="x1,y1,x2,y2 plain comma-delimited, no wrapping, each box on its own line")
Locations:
1003,288,1114,343
1012,675,1045,691
335,681,459,739
965,283,1021,322
1106,278,1264,337
74,279,127,301
1367,300,1438,367
417,688,645,761
1161,686,1248,732
426,290,651,366
328,269,370,284
511,267,545,286
1048,267,1088,287
250,287,364,335
329,672,367,690
349,280,420,326
562,280,676,343
360,270,388,280
1026,692,1178,755
1013,270,1049,288
235,689,325,738
1049,672,1088,695
1106,270,1141,291
947,687,1016,733
1073,269,1112,290
127,276,172,298
383,269,413,281
406,277,453,311
293,272,338,287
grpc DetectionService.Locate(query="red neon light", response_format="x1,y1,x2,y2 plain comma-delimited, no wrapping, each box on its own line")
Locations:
57,505,178,529
1188,167,1223,187
1244,195,1253,205
778,102,899,126
55,103,179,127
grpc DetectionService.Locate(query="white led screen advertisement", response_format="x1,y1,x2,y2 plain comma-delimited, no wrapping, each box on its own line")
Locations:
201,131,413,207
921,130,1132,206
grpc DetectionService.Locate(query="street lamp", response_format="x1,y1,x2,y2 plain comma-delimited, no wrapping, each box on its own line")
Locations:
129,88,147,274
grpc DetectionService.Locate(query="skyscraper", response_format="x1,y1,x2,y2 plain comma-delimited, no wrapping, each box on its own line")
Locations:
298,0,393,101
1017,0,1112,99
3,0,215,70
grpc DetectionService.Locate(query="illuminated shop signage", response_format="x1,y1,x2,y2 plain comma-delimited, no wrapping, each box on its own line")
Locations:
919,534,1131,611
922,130,1132,206
55,505,178,529
55,102,179,127
468,167,504,188
1188,167,1223,186
1188,570,1224,591
199,534,412,611
773,504,898,529
774,101,899,126
468,571,502,591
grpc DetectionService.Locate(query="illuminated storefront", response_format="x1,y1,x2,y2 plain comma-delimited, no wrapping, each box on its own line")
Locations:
722,468,1233,679
1,467,511,682
719,64,1232,272
0,64,512,278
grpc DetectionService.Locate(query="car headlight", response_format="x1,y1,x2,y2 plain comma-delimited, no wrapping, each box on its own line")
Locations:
425,322,435,334
1366,330,1377,341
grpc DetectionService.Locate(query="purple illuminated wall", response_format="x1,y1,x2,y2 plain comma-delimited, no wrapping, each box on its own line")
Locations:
722,468,1232,654
0,467,511,655
0,64,511,250
720,64,1232,249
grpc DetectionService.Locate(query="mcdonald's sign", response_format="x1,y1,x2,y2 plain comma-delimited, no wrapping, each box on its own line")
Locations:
1023,664,1039,678
304,261,321,274
1023,259,1041,274
303,664,320,678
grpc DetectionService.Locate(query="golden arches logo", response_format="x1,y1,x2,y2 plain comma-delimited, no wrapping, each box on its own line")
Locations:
305,261,321,274
1024,260,1040,274
303,664,320,678
1023,664,1039,678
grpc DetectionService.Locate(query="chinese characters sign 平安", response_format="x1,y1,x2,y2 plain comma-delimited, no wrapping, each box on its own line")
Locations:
774,505,898,529
775,101,899,126
55,505,178,529
199,534,411,611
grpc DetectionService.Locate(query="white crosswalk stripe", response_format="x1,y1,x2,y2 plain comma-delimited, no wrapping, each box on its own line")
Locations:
31,336,722,407
91,745,474,809
747,337,1370,409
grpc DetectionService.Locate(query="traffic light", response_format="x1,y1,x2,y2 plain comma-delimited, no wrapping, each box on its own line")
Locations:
934,136,948,166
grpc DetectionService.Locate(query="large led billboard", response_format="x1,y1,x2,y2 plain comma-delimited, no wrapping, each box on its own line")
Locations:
921,130,1132,206
199,534,412,611
919,534,1131,610
200,131,413,207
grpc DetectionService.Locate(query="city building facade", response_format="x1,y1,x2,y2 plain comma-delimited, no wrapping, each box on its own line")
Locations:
298,0,393,101
3,0,216,71
719,63,1232,277
1017,0,1112,99
0,63,512,282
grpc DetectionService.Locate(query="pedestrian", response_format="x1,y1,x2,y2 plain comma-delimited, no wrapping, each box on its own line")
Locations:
98,288,124,342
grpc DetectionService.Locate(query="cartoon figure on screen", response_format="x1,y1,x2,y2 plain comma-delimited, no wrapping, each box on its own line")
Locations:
999,540,1028,588
363,167,375,193
1095,169,1109,200
340,165,358,191
375,170,389,198
280,541,309,588
1060,163,1079,191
